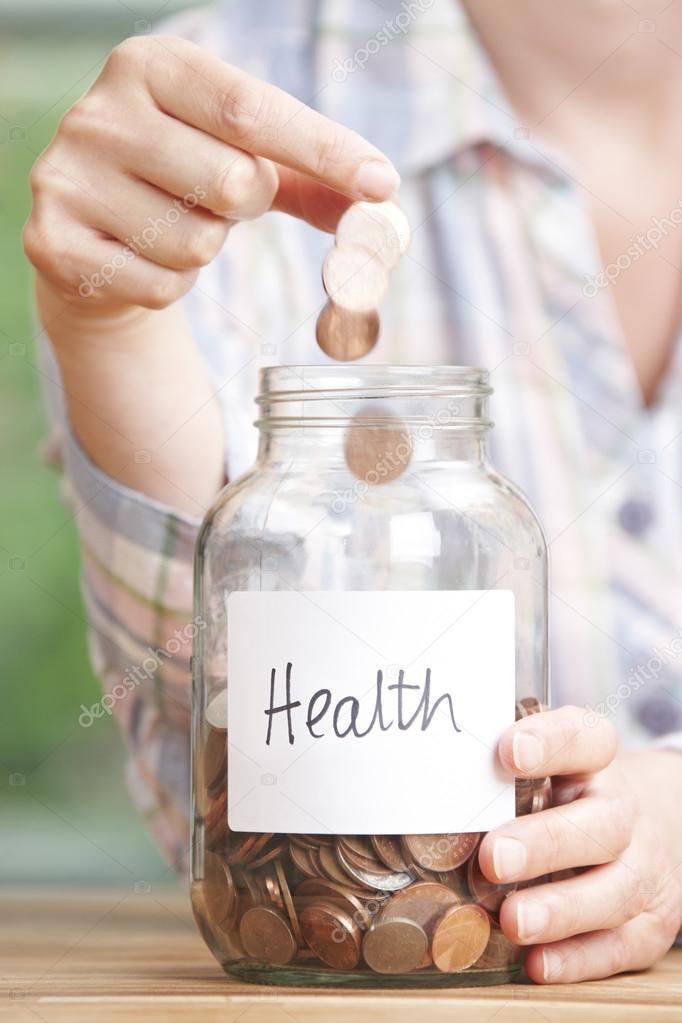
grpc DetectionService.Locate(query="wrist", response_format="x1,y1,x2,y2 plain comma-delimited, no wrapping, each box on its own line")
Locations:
35,273,165,356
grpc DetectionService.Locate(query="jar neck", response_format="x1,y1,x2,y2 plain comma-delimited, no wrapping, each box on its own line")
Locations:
255,365,493,469
256,427,489,467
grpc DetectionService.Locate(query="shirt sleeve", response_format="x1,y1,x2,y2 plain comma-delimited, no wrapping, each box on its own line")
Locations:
58,410,202,871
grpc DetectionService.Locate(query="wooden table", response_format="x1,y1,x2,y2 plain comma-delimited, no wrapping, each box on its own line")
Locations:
2,887,680,1021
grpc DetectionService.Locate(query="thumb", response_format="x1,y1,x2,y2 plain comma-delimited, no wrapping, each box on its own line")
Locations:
271,164,355,233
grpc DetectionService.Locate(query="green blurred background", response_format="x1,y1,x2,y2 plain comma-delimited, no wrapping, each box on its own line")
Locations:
0,0,205,882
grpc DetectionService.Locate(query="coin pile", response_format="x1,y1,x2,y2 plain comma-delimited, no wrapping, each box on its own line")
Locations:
195,695,549,976
316,201,410,361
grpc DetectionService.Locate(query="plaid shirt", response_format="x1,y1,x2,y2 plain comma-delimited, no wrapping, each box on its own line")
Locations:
44,0,682,869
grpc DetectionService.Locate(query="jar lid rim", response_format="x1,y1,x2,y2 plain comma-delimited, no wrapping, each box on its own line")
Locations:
258,365,491,401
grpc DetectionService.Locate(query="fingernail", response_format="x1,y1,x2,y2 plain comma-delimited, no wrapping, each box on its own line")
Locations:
516,899,550,941
492,836,527,880
542,948,563,981
513,731,545,773
354,159,401,199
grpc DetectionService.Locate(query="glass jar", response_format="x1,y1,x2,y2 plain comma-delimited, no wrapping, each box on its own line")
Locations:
191,365,549,988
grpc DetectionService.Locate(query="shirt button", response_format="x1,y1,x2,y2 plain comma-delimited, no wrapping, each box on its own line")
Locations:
618,498,654,536
636,693,682,736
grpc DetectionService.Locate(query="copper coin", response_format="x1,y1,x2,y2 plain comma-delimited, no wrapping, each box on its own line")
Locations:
275,858,304,947
289,840,319,878
437,865,470,901
403,832,480,872
263,871,285,912
296,878,373,929
225,832,261,866
432,903,492,972
515,778,534,816
236,867,263,913
203,726,226,797
467,843,516,916
371,835,409,873
515,696,544,720
204,791,228,849
322,243,389,313
473,923,522,970
299,898,362,970
335,201,411,270
202,851,235,925
336,844,414,892
344,413,412,485
362,918,428,975
379,881,462,966
239,905,296,965
336,837,387,874
316,847,371,895
248,839,288,869
338,835,376,860
300,834,335,847
316,302,380,361
318,844,358,886
531,777,553,814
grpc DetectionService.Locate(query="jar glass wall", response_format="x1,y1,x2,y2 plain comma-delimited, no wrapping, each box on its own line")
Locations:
191,366,549,987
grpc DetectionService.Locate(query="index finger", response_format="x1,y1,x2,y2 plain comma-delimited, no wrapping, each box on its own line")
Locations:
141,36,400,200
498,705,618,779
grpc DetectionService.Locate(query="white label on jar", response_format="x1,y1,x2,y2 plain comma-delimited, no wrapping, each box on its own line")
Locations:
227,590,515,834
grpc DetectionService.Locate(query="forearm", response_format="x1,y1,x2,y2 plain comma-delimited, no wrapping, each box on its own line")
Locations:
37,275,225,517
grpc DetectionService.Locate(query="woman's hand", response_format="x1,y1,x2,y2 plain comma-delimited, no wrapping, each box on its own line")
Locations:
479,706,682,983
24,34,398,313
22,35,399,511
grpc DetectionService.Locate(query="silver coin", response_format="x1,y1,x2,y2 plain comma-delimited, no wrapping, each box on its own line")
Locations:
336,843,415,892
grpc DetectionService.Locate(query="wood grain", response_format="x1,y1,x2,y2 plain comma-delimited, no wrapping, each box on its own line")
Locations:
2,886,680,1022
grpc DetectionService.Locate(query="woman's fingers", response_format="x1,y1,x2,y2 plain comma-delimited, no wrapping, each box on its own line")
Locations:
524,909,679,984
500,860,647,945
478,795,632,883
272,165,354,232
120,36,400,199
25,216,198,309
498,704,619,779
64,171,232,271
113,109,279,221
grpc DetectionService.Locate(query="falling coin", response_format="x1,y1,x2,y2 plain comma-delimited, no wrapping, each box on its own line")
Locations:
322,244,389,313
431,903,492,973
335,201,411,270
239,906,296,965
362,918,428,975
344,411,412,485
316,301,380,361
299,898,363,970
403,832,480,872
